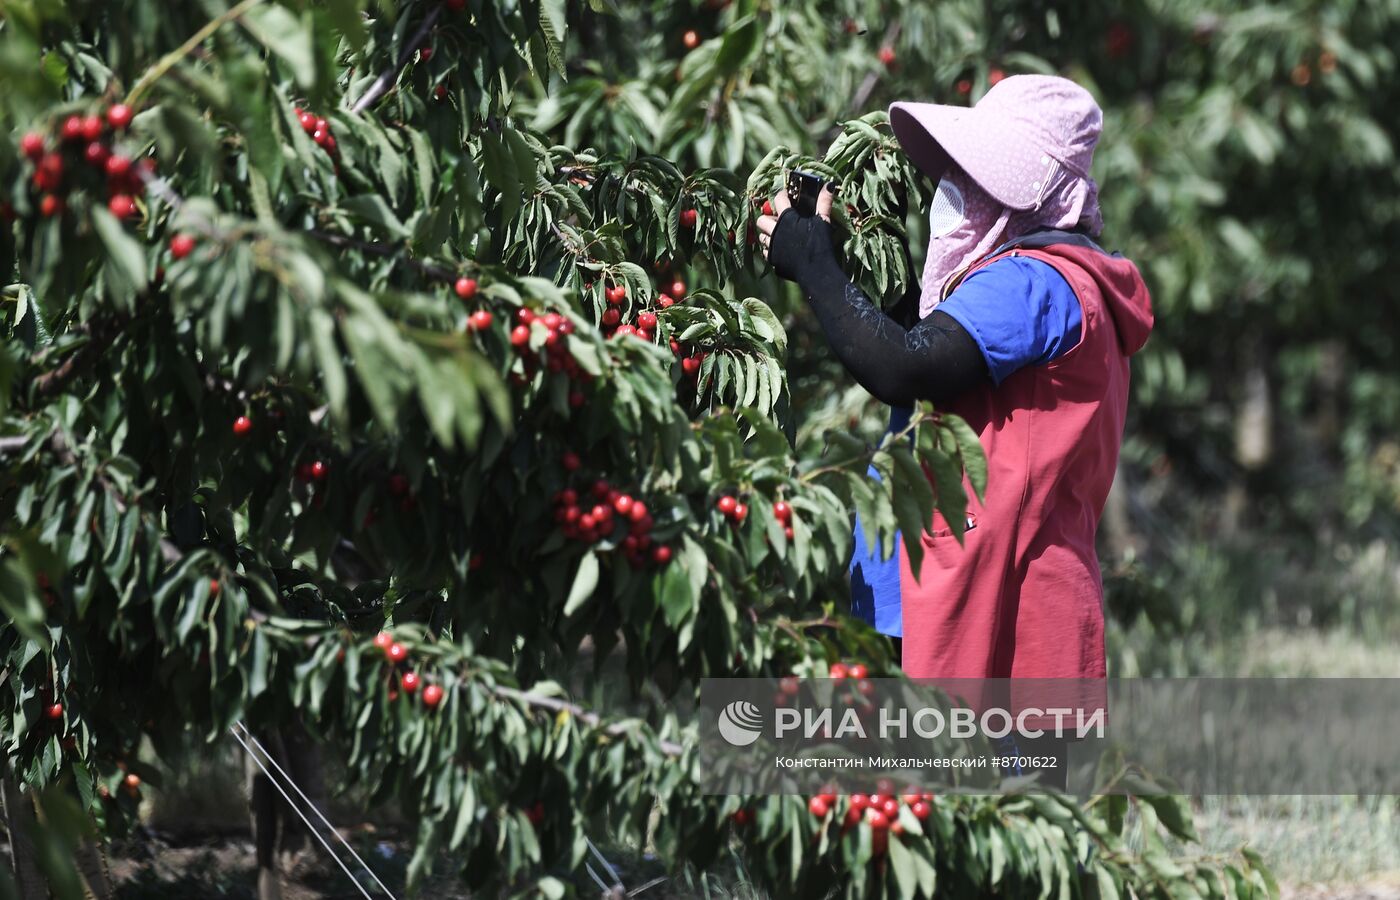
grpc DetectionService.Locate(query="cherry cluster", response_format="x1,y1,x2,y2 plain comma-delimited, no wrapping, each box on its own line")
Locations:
670,337,708,382
506,308,593,399
598,284,661,342
18,104,149,221
715,494,749,525
372,631,445,709
808,783,936,855
551,478,672,568
292,103,339,161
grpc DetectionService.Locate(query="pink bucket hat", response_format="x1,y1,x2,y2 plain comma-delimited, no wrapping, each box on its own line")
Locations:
889,74,1104,234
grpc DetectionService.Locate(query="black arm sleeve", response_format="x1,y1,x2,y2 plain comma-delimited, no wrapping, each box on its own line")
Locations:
768,210,989,407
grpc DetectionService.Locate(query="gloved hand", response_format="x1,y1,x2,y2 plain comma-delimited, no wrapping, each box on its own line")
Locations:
754,182,839,283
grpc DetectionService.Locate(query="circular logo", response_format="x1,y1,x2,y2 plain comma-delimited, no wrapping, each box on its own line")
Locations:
717,700,764,746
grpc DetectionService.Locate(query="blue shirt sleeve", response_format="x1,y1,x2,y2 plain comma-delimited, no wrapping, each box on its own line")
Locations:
848,406,911,638
935,256,1082,386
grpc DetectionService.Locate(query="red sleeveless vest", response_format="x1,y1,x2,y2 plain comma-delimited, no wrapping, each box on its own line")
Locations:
899,242,1154,679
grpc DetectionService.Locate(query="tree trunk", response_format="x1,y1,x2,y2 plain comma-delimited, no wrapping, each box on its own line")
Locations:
1,777,44,900
243,725,326,900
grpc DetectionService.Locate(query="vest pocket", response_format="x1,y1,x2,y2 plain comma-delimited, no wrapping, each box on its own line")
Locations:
921,511,979,545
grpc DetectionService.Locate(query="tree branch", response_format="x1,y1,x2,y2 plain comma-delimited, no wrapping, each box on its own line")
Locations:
833,21,904,145
350,7,442,114
305,229,456,282
30,317,124,401
491,685,685,757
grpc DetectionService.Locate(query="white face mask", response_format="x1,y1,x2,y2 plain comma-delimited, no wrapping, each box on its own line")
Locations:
928,177,966,238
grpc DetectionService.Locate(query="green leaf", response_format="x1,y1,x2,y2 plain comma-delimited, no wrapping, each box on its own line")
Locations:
941,415,987,502
242,5,316,89
562,551,599,616
90,208,148,293
341,194,409,239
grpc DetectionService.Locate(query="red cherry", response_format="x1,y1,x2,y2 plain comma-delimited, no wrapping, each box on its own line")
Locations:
39,194,63,217
232,415,253,436
829,663,849,679
108,194,136,220
80,115,103,142
422,684,444,708
956,78,972,96
84,142,109,167
601,308,621,327
510,324,531,347
455,276,478,299
124,773,141,789
668,280,687,299
783,525,794,540
170,234,196,259
866,808,889,830
444,0,465,9
516,308,536,326
542,312,563,331
434,84,448,100
104,155,132,180
808,796,830,818
38,152,64,185
299,112,317,133
45,702,63,720
208,578,222,596
568,390,585,408
772,501,792,522
61,115,84,142
613,494,634,516
881,797,900,818
762,199,774,216
419,46,434,61
682,29,700,49
20,132,44,160
468,309,493,331
637,311,658,330
848,663,869,679
307,460,327,480
911,800,931,820
680,356,700,376
989,67,1006,85
658,296,675,309
878,46,896,66
562,451,582,471
387,643,407,663
730,809,752,826
731,502,748,522
652,545,672,565
106,104,133,130
401,672,420,693
313,128,331,147
374,631,393,650
614,324,637,338
606,285,626,304
680,208,697,228
717,496,737,516
849,794,869,811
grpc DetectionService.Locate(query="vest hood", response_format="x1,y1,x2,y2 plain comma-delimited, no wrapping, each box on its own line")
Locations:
1043,244,1154,356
